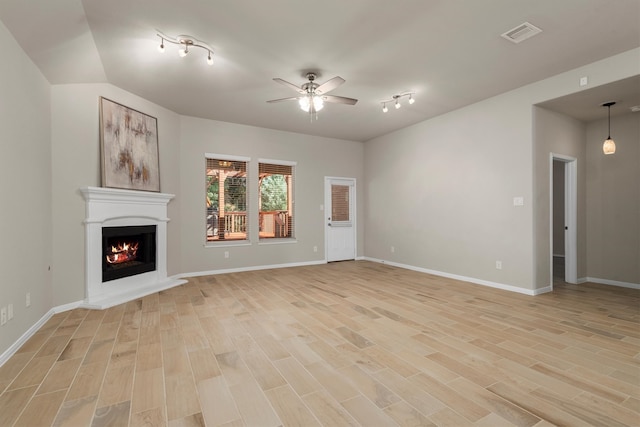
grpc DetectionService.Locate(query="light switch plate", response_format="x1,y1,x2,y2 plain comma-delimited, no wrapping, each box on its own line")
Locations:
513,197,524,206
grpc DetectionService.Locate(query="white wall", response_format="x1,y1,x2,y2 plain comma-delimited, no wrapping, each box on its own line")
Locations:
0,21,52,353
178,116,364,274
51,84,182,305
586,113,640,284
364,48,640,292
365,91,535,289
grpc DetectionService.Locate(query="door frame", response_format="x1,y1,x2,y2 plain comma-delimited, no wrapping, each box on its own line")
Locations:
549,153,577,287
324,176,357,262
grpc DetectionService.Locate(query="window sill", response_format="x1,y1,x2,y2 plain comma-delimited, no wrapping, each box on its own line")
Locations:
258,239,298,246
204,241,252,248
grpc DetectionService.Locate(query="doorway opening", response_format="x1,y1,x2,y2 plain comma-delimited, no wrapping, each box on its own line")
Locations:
550,154,577,288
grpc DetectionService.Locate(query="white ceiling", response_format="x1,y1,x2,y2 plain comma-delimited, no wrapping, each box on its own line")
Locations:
1,0,639,141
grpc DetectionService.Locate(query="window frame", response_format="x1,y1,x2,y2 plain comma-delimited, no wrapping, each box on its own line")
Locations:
204,153,251,247
257,158,296,244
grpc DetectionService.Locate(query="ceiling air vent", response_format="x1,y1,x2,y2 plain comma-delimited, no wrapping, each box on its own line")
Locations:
501,22,542,43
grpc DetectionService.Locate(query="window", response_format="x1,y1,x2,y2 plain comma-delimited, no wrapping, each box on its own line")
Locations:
206,157,248,242
258,161,294,239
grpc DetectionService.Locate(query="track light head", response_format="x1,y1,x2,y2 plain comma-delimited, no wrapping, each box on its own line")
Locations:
382,103,388,113
158,37,165,53
408,94,415,104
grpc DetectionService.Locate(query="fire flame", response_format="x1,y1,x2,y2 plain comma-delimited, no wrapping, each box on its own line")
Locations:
106,241,139,264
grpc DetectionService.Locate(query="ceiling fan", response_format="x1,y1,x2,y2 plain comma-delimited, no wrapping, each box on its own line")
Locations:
267,72,358,114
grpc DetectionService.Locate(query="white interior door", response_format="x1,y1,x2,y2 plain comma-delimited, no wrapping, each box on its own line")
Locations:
325,177,356,262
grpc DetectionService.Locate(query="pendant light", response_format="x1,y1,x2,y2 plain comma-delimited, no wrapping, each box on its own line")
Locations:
602,101,616,155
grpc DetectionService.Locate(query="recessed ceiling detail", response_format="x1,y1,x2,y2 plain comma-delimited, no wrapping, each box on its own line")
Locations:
501,22,542,43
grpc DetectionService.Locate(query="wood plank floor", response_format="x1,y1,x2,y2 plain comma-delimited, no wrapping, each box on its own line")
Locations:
0,261,638,426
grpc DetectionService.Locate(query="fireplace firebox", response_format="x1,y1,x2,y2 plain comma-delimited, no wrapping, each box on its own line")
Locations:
102,225,156,282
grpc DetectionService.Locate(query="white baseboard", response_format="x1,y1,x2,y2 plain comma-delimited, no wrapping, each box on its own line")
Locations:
363,257,546,296
586,277,640,290
3,256,548,368
0,301,86,367
177,259,326,279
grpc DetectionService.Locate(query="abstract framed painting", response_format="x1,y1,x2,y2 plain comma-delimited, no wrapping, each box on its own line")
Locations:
99,97,160,192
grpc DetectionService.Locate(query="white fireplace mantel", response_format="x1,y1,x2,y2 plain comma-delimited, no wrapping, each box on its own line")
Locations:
80,186,185,309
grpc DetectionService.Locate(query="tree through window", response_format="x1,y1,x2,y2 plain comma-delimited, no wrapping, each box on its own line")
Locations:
259,162,294,239
206,158,248,241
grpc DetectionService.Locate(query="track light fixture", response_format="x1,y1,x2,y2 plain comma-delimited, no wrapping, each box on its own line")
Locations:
157,31,214,66
381,92,416,112
602,101,616,155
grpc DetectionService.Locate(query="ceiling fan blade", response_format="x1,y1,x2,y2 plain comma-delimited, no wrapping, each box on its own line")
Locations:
266,97,301,103
273,78,305,94
322,95,358,105
315,76,345,95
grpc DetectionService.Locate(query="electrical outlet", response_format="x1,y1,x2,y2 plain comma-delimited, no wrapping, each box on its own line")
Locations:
496,261,503,270
579,76,588,86
224,251,229,259
313,246,318,253
1,307,6,326
8,304,13,320
26,293,31,307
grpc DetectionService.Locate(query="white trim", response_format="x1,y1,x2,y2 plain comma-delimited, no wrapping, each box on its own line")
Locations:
78,277,187,310
257,158,297,166
364,257,548,296
258,239,298,245
0,300,84,367
205,153,250,162
586,277,640,290
204,241,252,248
176,260,326,279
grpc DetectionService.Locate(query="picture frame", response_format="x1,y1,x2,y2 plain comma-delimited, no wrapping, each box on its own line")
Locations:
99,97,160,192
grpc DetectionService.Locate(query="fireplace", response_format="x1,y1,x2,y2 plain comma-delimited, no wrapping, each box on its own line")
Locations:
102,225,156,282
80,186,186,308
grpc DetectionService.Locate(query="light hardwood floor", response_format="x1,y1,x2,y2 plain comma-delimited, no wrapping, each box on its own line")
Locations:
0,261,638,426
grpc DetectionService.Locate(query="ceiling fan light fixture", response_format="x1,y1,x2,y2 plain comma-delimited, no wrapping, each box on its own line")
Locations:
602,101,616,155
299,96,310,112
268,73,357,118
313,95,324,112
